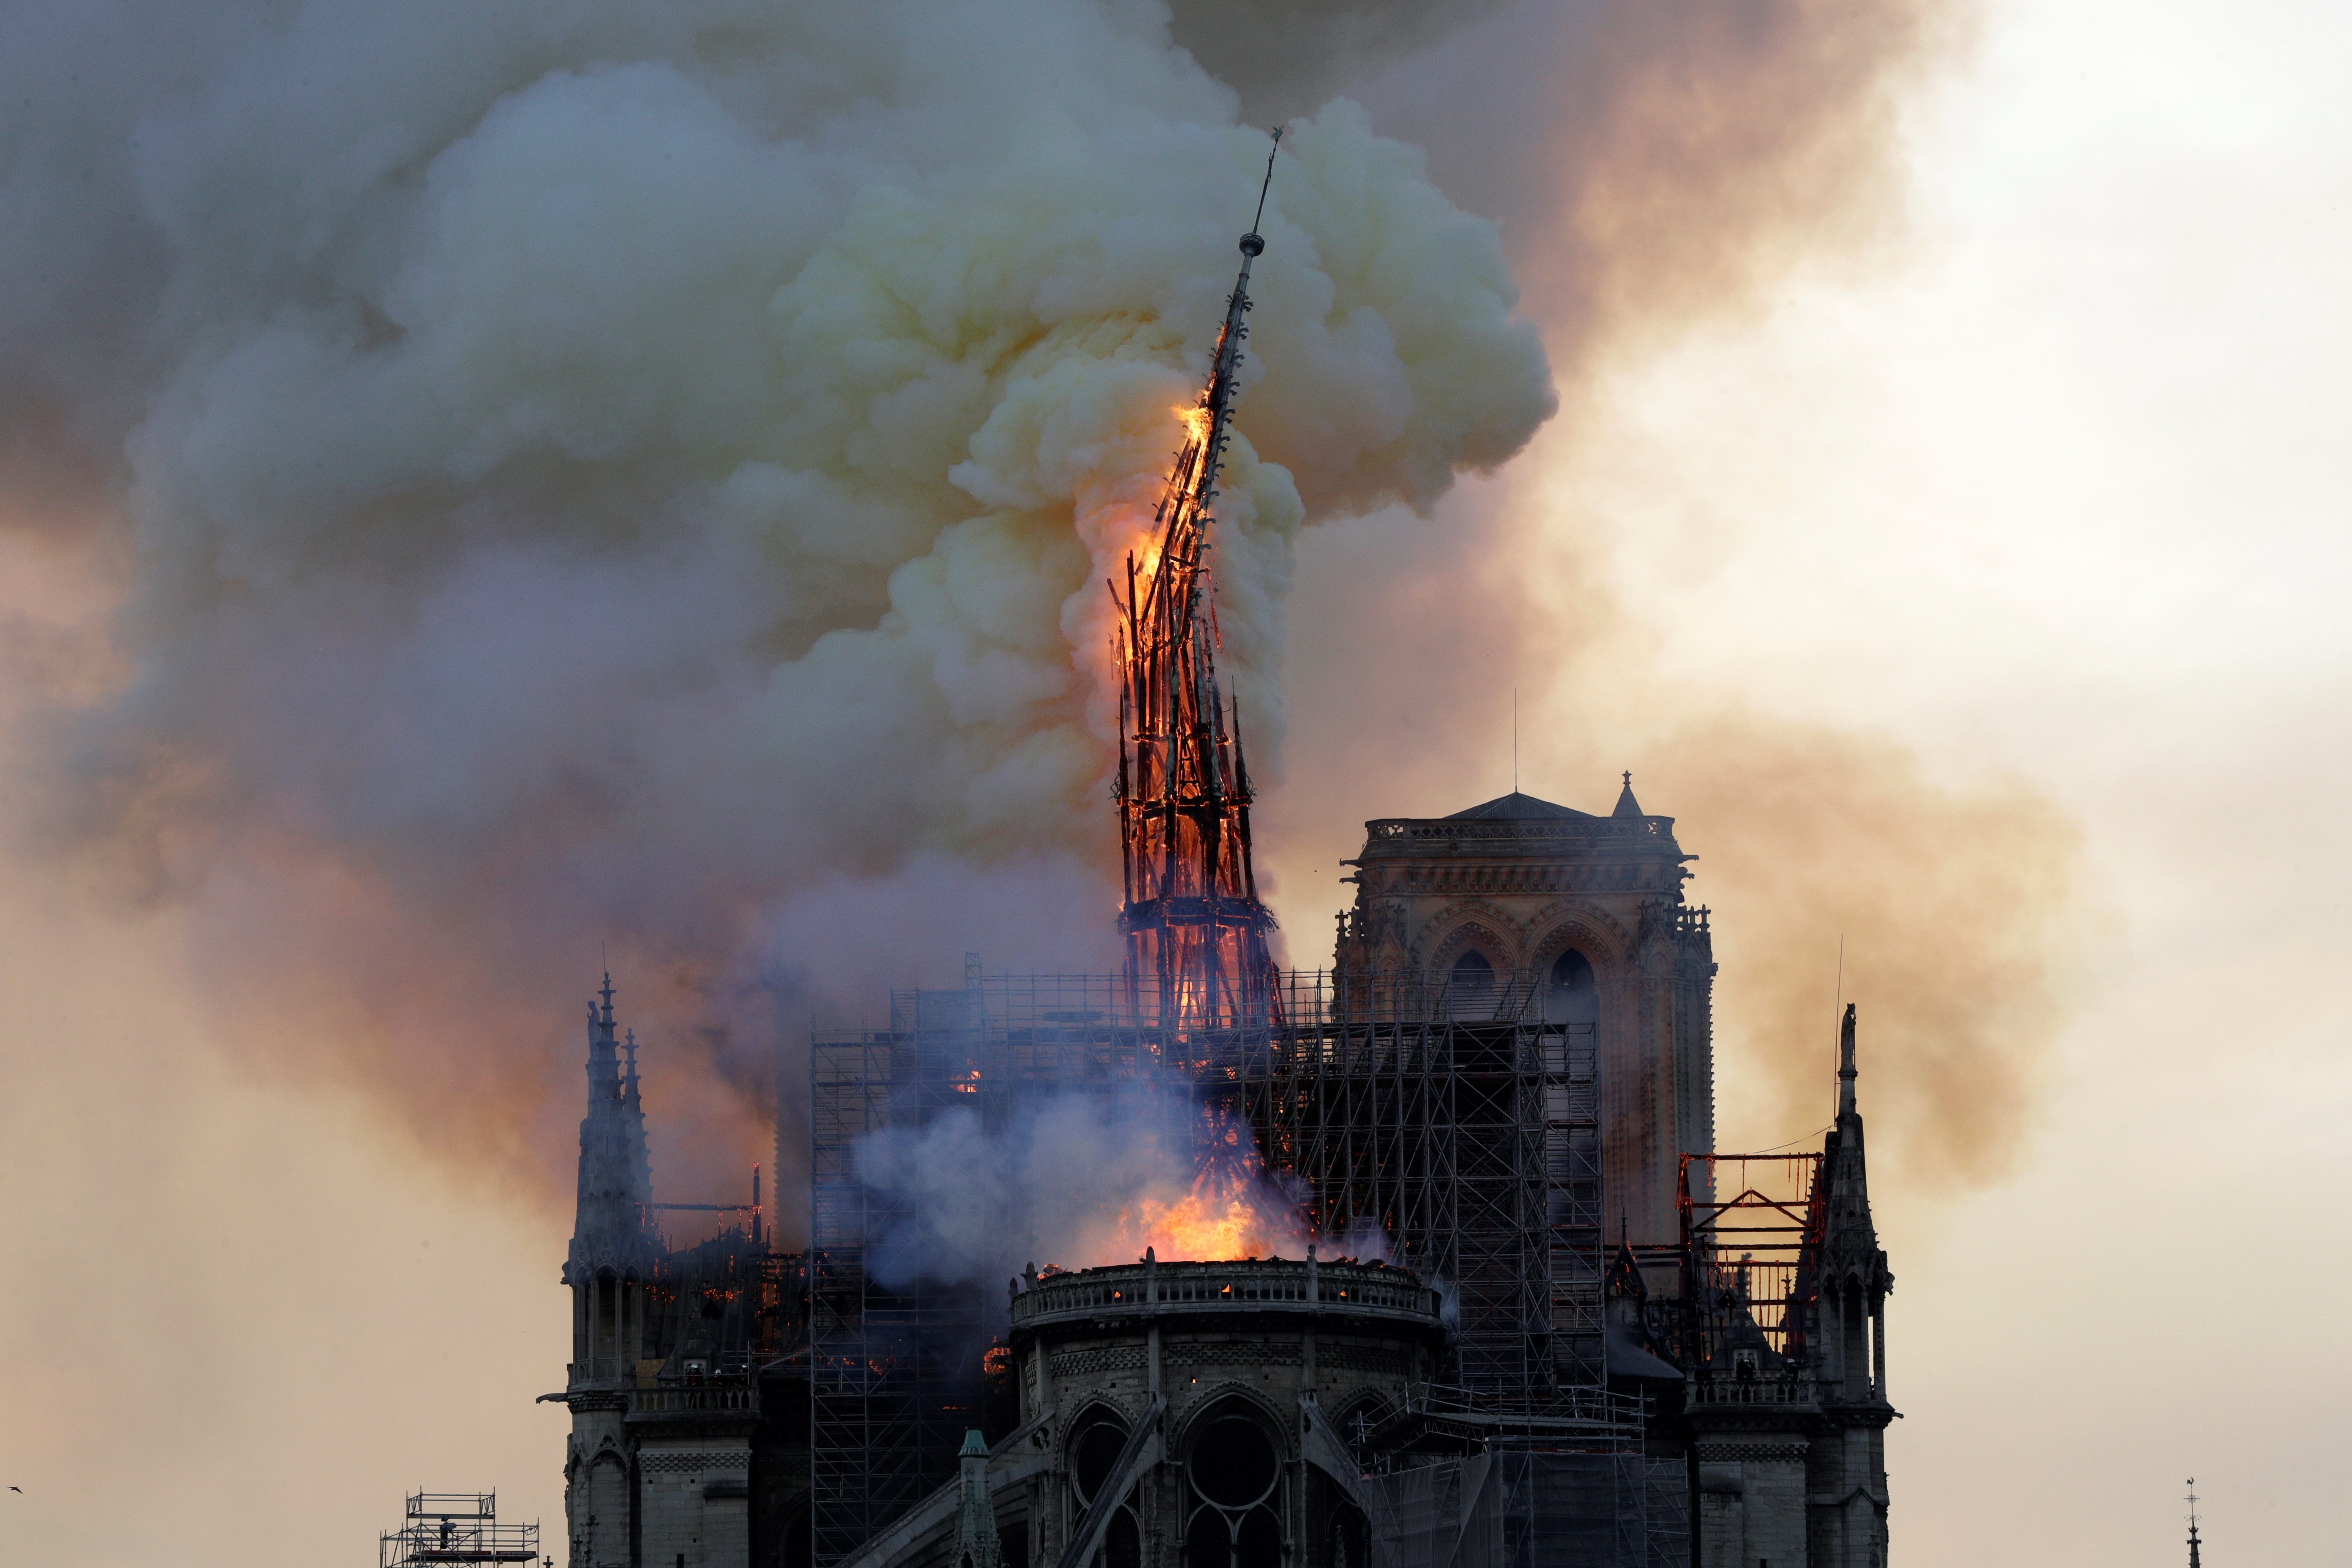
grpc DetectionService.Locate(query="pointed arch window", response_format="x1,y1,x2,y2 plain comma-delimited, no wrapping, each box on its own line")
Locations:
1448,949,1495,1019
1068,1407,1141,1568
1546,948,1597,1025
1182,1403,1284,1568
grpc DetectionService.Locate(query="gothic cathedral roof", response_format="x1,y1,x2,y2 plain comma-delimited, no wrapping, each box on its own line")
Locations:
1445,791,1596,820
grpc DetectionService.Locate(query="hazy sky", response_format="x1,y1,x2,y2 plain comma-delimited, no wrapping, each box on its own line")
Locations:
2,0,2344,1563
1515,0,2349,1558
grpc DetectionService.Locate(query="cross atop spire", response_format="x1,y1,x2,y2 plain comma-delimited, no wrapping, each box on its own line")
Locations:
2186,1479,2202,1568
1248,125,1282,242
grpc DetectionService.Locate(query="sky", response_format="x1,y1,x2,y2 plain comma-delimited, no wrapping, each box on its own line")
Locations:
2,0,2346,1562
1501,0,2349,1557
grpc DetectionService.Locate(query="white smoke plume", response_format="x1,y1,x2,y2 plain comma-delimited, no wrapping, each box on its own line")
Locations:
0,0,1552,1208
852,1080,1343,1290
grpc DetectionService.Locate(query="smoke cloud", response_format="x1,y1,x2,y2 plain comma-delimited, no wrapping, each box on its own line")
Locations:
1168,0,1507,121
852,1080,1333,1290
1628,713,2087,1189
0,1,1552,1207
1533,0,1978,369
0,0,2056,1223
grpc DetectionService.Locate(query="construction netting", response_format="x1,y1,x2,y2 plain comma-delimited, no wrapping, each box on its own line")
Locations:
1356,1451,1687,1568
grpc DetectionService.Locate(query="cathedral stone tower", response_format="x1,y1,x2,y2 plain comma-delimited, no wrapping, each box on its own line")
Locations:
563,977,658,1568
1333,777,1716,1246
559,978,787,1568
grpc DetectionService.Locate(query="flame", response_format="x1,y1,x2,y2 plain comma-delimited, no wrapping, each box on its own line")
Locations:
1106,1158,1312,1262
1175,401,1211,449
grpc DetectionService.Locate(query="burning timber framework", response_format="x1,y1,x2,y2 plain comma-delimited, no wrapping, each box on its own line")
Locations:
807,966,1604,1568
1109,131,1284,1032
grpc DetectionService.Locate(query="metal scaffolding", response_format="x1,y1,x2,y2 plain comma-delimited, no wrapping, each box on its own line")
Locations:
380,1493,538,1568
1355,1447,1672,1568
807,966,1603,1567
1261,971,1604,1401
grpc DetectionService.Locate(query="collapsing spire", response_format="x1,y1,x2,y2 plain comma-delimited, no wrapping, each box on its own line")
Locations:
1109,131,1284,1031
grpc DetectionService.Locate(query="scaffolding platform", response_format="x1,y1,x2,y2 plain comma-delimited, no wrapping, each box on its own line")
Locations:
380,1492,539,1568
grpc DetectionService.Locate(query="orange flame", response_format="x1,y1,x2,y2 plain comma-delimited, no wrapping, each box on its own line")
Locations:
1175,401,1211,449
1098,403,1215,626
1105,1160,1312,1262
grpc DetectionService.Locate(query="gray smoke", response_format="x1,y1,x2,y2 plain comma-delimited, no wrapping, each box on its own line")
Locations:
0,0,1553,1204
852,1081,1294,1288
853,1076,1402,1288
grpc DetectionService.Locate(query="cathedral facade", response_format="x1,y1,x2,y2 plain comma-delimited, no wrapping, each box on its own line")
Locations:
1332,779,1717,1248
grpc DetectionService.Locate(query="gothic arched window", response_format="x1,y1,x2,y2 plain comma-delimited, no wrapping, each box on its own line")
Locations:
1183,1403,1284,1568
1448,949,1495,1020
1067,1406,1142,1568
1546,948,1597,1025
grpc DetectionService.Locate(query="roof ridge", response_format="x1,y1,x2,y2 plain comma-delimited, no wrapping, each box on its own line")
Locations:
1444,791,1595,821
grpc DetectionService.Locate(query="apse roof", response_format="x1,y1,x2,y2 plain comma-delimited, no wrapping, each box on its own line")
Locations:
1445,791,1596,821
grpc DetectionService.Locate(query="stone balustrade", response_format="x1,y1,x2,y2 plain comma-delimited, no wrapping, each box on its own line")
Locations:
1009,1257,1439,1330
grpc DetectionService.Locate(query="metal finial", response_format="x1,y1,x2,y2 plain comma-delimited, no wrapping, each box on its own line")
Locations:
1247,126,1283,242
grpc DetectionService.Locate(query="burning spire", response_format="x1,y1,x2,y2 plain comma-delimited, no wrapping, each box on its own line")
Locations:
1110,131,1284,1032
